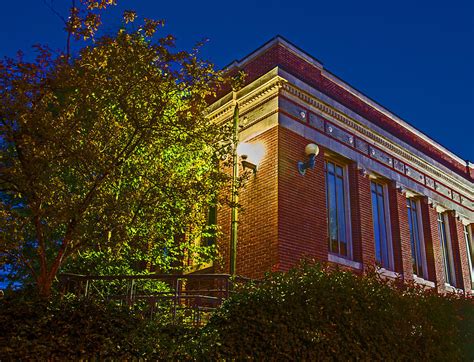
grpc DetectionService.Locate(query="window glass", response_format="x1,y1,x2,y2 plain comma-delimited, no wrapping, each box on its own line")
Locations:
437,212,455,286
325,160,350,258
407,199,424,278
371,181,391,269
464,225,474,288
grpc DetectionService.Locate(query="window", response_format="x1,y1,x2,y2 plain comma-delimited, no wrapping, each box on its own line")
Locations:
407,199,426,278
325,160,351,258
464,224,474,288
204,205,217,246
437,212,456,286
370,181,392,269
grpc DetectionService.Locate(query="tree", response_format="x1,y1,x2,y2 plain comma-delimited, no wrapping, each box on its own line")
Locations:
0,3,230,297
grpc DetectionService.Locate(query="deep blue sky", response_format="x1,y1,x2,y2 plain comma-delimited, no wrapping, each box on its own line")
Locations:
1,0,473,162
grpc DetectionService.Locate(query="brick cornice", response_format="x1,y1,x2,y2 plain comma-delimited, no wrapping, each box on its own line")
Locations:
279,81,474,208
213,38,472,182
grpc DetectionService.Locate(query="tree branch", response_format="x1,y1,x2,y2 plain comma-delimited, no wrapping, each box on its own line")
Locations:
0,247,37,280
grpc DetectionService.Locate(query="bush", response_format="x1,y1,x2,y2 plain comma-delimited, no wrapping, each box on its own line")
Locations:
198,262,474,360
0,292,198,360
1,263,472,360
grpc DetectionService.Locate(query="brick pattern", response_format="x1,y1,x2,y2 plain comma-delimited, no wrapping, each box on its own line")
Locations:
348,164,375,268
388,182,413,280
419,198,445,290
214,125,472,295
209,41,473,291
212,43,470,181
447,213,472,292
215,126,279,279
277,126,328,271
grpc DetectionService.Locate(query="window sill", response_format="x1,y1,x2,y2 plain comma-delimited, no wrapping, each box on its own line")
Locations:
413,275,435,288
444,283,463,294
377,267,400,280
328,254,362,270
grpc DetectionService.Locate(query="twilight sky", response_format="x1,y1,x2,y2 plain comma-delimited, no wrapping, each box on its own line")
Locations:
1,0,473,161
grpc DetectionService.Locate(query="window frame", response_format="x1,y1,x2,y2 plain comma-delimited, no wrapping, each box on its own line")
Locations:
437,212,457,287
406,197,428,279
324,158,353,260
463,224,474,289
370,180,394,271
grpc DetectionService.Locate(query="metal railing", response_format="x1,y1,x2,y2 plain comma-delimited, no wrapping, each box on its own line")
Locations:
58,273,253,325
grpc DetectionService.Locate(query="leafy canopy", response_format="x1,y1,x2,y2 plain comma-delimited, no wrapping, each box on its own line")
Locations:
0,5,230,297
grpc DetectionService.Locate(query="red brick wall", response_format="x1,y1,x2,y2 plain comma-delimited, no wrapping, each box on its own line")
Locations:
388,183,413,280
419,198,445,290
216,126,279,279
348,164,375,268
277,127,328,271
448,213,472,292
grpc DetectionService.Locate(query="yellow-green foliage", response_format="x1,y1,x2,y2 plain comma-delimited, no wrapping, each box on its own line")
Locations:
0,5,229,297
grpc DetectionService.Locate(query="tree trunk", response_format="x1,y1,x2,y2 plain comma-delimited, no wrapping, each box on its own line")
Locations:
37,271,53,299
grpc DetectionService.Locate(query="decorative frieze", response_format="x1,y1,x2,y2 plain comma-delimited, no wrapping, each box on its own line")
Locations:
279,97,307,122
434,182,452,198
308,112,325,131
405,165,425,184
369,146,393,167
281,83,473,203
460,196,474,210
211,79,474,214
325,123,354,146
393,159,405,173
425,176,435,189
452,191,461,203
355,138,369,154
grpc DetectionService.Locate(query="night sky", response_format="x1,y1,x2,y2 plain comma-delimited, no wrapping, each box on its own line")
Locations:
1,0,473,162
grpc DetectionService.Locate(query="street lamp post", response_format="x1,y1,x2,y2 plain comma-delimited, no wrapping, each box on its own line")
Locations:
230,99,239,276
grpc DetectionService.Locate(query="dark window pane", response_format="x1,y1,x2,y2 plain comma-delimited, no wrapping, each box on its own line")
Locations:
412,207,423,277
328,172,338,251
371,187,382,264
325,160,349,258
377,192,389,268
464,226,474,287
336,176,347,256
438,214,453,285
371,181,390,269
327,161,335,174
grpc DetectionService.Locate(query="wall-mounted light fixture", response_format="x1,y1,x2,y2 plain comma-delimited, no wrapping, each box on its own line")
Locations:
298,143,320,175
237,141,265,174
241,155,257,173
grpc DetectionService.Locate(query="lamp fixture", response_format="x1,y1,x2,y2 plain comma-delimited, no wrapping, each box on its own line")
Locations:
298,143,320,175
241,154,257,174
237,141,265,175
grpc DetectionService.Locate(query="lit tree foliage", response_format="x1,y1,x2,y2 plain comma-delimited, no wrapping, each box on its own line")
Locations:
0,3,229,297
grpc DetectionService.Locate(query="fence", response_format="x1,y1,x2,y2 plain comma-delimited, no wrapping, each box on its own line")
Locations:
58,273,253,325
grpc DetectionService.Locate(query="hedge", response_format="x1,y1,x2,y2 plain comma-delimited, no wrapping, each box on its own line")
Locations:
198,263,474,360
0,292,198,360
1,263,473,360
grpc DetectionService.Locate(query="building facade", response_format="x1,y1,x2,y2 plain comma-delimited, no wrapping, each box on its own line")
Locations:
207,37,474,294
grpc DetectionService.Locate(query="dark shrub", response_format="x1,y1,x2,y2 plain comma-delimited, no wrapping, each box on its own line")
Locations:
1,263,472,360
0,292,198,360
198,262,473,360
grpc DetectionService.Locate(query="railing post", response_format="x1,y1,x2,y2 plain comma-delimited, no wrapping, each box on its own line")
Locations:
84,279,90,298
173,277,179,323
127,279,135,307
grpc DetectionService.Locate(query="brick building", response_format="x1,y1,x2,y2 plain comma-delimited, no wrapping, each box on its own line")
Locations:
207,36,474,294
